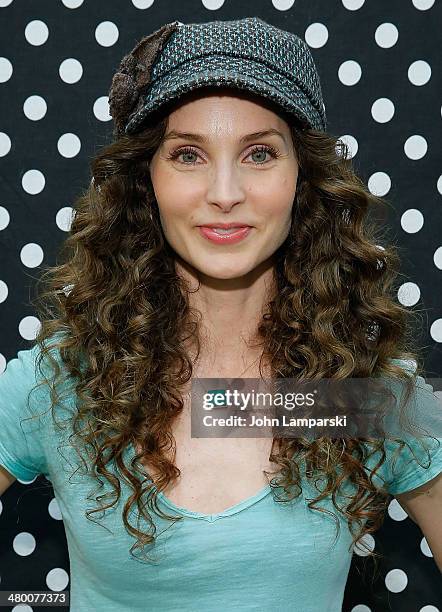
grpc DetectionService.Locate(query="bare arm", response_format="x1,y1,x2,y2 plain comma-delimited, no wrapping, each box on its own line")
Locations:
0,464,16,495
395,471,442,572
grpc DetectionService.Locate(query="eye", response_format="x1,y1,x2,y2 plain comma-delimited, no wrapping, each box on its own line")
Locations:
247,145,281,165
166,144,282,166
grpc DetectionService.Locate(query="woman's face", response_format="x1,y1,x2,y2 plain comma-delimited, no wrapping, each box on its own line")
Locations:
148,88,299,280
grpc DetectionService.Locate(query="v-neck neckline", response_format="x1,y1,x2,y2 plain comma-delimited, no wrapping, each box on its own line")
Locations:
156,482,272,523
125,441,273,523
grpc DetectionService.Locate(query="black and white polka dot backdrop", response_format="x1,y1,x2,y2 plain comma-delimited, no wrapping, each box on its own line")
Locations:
0,0,441,611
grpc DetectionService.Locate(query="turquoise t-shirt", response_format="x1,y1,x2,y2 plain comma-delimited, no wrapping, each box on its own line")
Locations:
0,343,441,612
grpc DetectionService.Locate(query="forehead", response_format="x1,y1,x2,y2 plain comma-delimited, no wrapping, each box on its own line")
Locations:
166,85,289,120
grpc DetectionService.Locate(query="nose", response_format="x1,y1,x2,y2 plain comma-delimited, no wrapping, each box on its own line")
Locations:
205,161,247,212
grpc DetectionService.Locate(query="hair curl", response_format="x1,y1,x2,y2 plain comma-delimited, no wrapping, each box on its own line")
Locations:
29,91,433,576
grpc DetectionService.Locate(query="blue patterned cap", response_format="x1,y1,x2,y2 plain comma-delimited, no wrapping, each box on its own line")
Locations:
112,17,327,136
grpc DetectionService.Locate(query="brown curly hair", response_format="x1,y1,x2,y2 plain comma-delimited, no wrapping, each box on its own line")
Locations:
29,95,433,572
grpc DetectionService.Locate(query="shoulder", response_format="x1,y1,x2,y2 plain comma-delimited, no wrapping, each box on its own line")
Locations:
0,333,72,482
365,358,442,496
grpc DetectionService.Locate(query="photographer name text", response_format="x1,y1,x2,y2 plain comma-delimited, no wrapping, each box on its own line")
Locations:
202,414,347,427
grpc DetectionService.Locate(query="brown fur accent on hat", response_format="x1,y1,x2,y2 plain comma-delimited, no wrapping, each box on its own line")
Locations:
108,21,180,137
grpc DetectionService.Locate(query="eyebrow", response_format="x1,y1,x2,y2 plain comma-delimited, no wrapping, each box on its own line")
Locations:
162,128,288,146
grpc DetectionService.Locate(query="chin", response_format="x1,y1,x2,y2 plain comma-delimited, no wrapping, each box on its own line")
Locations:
197,261,257,280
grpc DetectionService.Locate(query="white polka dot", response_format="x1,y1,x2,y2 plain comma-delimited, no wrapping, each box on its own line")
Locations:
0,132,11,156
419,606,440,612
93,96,112,122
401,208,424,233
434,247,442,270
95,21,119,47
388,498,408,521
412,0,435,9
90,176,102,193
59,58,83,84
57,133,81,158
368,172,391,197
375,23,399,48
408,60,432,87
420,536,433,557
342,0,365,9
305,23,328,48
0,57,12,83
354,533,375,556
62,284,74,297
338,60,362,86
56,207,75,232
22,169,45,195
132,0,155,7
23,95,47,121
202,0,225,7
61,0,84,7
404,135,427,160
19,316,41,341
0,0,14,7
0,353,6,374
397,282,420,306
46,568,69,591
371,98,395,123
337,135,358,159
20,243,44,268
385,568,408,593
351,606,371,612
13,532,36,556
11,605,33,612
399,358,417,373
437,175,442,195
375,244,386,270
0,280,8,304
48,497,63,520
16,473,37,483
0,498,2,515
25,20,49,46
430,318,442,343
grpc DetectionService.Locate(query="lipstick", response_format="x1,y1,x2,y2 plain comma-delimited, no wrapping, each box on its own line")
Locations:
198,225,252,245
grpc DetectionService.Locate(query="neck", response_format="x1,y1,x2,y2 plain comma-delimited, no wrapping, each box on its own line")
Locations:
175,255,277,369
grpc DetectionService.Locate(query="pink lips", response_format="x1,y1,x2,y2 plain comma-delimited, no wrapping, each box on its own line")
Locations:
198,226,252,244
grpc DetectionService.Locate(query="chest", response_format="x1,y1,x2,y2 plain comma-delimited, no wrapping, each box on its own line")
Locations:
59,467,354,612
137,387,281,515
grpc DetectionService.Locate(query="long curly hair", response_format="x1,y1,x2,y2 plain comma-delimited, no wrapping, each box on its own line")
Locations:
29,94,432,571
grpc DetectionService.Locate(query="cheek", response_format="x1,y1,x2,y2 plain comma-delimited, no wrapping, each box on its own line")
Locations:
261,181,295,221
260,172,296,203
151,171,200,222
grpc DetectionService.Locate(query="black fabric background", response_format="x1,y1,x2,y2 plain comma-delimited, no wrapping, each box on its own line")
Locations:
0,1,441,611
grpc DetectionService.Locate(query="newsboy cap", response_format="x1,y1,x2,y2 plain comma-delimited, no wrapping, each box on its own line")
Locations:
109,16,327,138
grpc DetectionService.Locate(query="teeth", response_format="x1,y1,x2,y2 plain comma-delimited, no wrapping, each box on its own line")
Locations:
211,227,244,234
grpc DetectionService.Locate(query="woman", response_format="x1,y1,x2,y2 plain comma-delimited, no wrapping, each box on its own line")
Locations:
0,17,441,612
